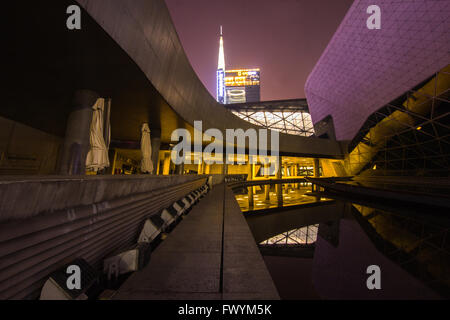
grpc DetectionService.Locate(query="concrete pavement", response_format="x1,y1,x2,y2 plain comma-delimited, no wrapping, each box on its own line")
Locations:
114,183,279,300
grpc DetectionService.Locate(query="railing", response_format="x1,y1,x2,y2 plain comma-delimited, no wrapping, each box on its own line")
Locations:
224,174,248,183
227,178,308,190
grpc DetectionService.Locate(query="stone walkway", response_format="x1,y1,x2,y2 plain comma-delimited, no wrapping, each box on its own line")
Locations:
114,183,279,300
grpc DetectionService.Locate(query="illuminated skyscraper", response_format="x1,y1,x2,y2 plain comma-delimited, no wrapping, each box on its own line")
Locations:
216,26,226,104
225,69,260,104
216,26,261,104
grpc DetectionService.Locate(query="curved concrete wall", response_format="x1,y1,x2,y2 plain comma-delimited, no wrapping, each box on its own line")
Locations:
0,176,206,299
0,175,206,222
305,0,450,141
76,0,343,158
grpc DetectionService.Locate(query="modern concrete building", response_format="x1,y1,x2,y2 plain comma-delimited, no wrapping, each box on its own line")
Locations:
0,0,449,301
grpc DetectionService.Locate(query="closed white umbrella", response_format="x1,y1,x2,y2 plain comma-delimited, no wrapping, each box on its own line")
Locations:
86,98,110,172
140,123,154,174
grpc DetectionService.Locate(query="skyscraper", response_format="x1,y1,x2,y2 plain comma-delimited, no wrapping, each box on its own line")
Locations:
216,26,260,104
224,68,260,103
216,26,226,104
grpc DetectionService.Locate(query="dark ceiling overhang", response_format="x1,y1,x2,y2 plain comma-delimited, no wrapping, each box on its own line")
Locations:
3,1,188,143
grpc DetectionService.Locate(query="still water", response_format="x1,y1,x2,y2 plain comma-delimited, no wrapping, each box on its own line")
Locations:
233,183,450,299
233,181,331,212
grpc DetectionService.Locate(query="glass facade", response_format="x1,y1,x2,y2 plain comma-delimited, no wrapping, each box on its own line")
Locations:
232,110,314,137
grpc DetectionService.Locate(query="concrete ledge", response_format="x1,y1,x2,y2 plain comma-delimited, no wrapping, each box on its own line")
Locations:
0,175,211,222
0,176,207,299
222,189,279,299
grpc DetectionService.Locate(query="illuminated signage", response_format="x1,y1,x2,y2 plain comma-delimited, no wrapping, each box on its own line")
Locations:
226,87,246,103
217,69,225,104
225,69,260,88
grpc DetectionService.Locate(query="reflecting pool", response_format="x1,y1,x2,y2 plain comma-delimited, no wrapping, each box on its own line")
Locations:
233,184,450,299
233,182,331,212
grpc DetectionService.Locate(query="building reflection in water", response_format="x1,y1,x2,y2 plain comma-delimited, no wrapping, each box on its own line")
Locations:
234,182,331,212
260,225,319,245
234,185,449,299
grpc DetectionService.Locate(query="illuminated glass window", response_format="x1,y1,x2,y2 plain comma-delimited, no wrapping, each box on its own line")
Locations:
232,111,314,137
260,224,319,245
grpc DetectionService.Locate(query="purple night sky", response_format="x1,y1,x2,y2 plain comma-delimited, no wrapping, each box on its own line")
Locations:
165,0,354,101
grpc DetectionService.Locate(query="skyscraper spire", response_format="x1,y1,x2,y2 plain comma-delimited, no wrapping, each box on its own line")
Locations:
218,25,225,71
216,25,226,103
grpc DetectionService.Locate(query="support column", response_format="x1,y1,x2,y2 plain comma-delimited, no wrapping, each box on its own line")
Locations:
276,157,283,206
150,128,161,175
156,152,161,175
223,163,228,175
314,158,320,177
175,163,184,175
276,183,283,207
276,157,282,180
288,165,294,189
247,163,254,181
293,164,298,187
262,162,269,201
222,153,228,175
264,162,270,179
265,185,270,201
111,150,118,175
59,90,99,175
162,152,171,175
248,186,254,209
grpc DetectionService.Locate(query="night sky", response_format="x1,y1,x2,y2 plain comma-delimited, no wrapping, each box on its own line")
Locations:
165,0,354,101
